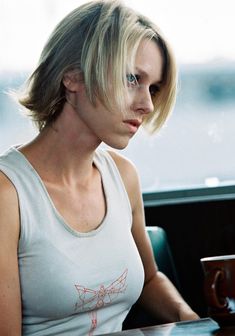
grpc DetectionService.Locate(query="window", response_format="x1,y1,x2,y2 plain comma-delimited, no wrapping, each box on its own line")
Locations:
1,0,235,196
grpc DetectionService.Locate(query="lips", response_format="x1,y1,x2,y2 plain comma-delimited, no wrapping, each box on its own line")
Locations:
123,119,141,133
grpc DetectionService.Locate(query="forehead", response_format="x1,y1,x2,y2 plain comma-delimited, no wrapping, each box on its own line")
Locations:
135,39,164,83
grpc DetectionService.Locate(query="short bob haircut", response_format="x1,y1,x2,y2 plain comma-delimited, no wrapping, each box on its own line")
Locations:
19,0,177,133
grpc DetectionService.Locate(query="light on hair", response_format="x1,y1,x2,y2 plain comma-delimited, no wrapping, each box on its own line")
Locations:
18,0,177,133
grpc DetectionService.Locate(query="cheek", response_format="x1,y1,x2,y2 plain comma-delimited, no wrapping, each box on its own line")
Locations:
125,89,138,116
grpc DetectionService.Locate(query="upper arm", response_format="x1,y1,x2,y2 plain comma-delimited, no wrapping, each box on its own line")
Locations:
108,150,158,283
0,171,22,335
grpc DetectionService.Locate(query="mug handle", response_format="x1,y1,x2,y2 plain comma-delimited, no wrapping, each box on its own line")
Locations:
204,269,227,309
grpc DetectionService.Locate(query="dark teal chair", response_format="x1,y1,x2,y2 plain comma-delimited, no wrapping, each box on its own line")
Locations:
147,226,180,289
123,226,180,329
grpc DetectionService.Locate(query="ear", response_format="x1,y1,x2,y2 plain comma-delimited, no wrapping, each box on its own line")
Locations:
63,71,81,92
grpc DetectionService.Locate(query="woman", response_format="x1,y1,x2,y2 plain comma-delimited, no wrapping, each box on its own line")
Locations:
0,0,198,335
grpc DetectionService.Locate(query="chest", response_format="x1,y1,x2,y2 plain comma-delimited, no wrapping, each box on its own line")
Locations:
18,156,144,330
19,212,144,321
45,177,106,233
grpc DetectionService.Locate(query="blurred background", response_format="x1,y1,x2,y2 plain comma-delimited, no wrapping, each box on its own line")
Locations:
1,0,235,192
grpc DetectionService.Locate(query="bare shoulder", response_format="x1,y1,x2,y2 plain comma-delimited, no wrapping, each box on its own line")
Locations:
107,150,141,210
0,171,22,334
107,149,137,171
0,171,20,241
107,150,139,183
0,170,18,206
0,170,15,191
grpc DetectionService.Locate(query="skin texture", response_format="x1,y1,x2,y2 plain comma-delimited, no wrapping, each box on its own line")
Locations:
0,39,198,335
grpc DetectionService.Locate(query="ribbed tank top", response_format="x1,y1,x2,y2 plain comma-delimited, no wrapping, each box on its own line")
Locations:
0,146,144,336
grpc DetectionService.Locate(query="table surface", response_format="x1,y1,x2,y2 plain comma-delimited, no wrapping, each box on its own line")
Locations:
97,318,235,336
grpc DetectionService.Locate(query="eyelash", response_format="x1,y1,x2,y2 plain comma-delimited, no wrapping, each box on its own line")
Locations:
126,73,160,97
149,85,160,97
126,74,140,85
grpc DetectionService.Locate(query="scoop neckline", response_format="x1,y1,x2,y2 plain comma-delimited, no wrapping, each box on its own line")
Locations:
11,146,109,237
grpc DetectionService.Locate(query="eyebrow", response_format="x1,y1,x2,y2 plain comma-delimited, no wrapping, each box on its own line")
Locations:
135,67,163,85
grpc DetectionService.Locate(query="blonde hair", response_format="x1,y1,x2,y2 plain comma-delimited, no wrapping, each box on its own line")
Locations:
19,0,177,132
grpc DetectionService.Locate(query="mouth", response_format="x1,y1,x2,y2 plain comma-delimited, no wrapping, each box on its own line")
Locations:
123,119,141,133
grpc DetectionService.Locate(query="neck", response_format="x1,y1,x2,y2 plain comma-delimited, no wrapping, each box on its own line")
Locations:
19,104,101,186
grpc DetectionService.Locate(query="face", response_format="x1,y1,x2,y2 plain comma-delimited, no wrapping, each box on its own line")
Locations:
65,39,164,150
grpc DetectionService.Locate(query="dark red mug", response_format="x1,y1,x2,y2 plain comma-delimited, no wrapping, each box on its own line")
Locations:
201,255,235,326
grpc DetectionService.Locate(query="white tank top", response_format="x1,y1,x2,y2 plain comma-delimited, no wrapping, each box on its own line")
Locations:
0,146,144,336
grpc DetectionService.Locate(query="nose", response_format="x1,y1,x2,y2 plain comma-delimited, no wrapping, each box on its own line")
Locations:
132,85,154,115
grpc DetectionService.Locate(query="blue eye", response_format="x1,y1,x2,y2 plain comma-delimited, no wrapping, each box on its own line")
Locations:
126,74,139,85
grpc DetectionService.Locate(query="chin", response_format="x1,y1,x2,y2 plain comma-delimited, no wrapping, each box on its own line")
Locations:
115,144,129,150
105,139,130,150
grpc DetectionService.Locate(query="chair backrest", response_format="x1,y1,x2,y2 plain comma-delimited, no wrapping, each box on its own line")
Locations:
123,225,180,329
146,226,180,290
